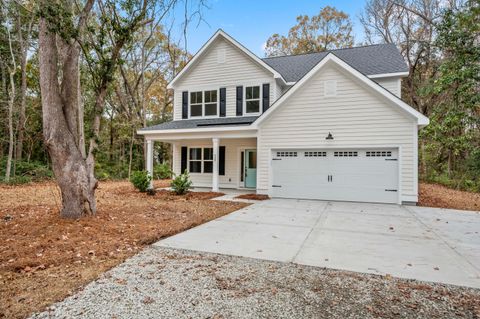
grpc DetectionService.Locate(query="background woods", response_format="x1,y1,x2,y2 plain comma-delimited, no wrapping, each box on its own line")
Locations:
0,0,191,186
0,0,478,213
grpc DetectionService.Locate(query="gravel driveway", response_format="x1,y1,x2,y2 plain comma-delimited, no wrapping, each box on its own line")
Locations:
32,247,480,319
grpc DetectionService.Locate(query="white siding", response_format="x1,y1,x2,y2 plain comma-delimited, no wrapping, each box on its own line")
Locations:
374,77,402,97
257,64,417,202
172,37,279,120
274,81,284,101
172,138,256,188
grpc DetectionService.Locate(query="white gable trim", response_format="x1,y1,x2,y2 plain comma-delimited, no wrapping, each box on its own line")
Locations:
167,30,287,89
368,71,409,79
254,53,429,127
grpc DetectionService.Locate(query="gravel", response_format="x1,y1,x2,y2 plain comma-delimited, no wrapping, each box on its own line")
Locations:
31,247,480,319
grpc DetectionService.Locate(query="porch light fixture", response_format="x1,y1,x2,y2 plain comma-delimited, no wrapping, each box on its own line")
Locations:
326,132,334,140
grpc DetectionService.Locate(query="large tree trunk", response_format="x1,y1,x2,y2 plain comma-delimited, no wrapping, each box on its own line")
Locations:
38,17,96,219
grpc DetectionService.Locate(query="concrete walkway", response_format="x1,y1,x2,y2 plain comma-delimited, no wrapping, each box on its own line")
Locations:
156,199,480,288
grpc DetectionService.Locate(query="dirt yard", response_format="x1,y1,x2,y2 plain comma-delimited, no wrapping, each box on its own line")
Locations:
419,182,480,211
0,180,247,319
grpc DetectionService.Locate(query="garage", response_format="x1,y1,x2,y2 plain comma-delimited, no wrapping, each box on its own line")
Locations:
271,149,399,204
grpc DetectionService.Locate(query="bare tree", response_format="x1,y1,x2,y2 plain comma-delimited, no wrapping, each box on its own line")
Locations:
4,23,16,183
359,0,458,115
15,3,34,161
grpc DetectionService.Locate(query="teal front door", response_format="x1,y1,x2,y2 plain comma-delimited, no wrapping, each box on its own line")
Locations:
245,150,257,188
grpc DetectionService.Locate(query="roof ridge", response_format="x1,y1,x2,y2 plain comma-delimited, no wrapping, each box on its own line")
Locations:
261,43,394,60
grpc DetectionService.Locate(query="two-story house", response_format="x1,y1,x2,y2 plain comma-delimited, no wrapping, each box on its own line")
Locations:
138,29,429,205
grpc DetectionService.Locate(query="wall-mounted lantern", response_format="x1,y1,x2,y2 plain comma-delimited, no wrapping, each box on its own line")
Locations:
325,132,334,140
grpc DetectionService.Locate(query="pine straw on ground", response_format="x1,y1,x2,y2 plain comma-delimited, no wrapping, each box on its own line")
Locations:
235,194,270,201
0,180,247,319
419,182,480,211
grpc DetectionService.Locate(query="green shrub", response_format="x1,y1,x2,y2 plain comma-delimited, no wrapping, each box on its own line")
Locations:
467,149,480,179
154,162,172,179
14,160,53,180
95,161,130,180
7,175,32,185
96,171,111,181
171,170,192,195
0,158,53,184
130,170,152,192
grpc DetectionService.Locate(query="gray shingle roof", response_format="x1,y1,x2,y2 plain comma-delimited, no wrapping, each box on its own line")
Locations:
262,44,408,83
142,44,408,133
139,116,259,131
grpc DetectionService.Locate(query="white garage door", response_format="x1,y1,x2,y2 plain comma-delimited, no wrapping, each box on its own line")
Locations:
271,149,399,203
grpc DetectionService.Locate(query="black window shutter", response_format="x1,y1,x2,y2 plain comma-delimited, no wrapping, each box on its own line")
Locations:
182,91,188,119
236,86,243,116
219,146,226,176
181,147,188,173
262,83,270,113
219,88,226,117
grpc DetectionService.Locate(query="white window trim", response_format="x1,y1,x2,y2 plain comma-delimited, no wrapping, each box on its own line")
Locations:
244,85,262,116
188,147,214,174
189,89,220,119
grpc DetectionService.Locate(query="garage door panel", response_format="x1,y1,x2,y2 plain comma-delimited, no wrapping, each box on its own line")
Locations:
272,156,331,199
271,149,398,204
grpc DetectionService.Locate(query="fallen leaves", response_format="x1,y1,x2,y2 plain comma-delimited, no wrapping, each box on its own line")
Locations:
419,183,480,211
0,180,247,319
235,194,270,201
142,296,155,304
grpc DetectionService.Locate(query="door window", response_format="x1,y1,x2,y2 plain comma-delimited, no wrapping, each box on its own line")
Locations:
248,151,257,169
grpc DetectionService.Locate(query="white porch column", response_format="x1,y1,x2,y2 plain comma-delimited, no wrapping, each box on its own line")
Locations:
171,142,178,175
146,139,154,189
212,138,219,192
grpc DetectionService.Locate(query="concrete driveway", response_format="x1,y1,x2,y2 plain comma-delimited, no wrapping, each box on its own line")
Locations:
155,199,480,288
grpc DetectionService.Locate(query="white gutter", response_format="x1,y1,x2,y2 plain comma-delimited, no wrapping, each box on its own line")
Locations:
137,125,257,135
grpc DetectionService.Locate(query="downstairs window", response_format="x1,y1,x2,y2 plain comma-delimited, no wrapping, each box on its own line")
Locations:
189,147,213,173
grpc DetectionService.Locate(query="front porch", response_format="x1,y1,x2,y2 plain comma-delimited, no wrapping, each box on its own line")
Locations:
145,136,258,192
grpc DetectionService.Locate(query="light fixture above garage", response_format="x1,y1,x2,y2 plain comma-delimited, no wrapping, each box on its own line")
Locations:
326,132,334,140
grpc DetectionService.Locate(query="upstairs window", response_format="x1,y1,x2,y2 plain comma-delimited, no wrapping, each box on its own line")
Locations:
204,90,218,116
190,92,203,117
245,86,260,114
190,90,218,117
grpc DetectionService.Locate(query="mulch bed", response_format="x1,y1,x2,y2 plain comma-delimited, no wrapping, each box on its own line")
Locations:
0,180,247,319
419,182,480,211
235,194,270,201
154,189,225,201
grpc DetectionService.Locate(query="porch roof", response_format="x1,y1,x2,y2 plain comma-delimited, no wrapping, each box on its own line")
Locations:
139,116,258,133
